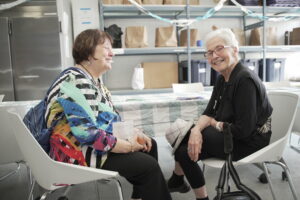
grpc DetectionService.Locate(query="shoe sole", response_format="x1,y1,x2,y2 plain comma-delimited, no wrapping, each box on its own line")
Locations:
169,184,191,193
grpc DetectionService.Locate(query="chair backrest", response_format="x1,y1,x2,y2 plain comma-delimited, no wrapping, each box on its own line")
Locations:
268,91,299,143
172,83,204,93
7,110,119,190
238,91,299,164
0,103,32,164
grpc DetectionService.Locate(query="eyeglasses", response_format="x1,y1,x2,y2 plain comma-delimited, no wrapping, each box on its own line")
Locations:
204,45,231,59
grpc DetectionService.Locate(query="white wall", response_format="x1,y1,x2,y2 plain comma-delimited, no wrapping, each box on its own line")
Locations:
57,0,74,68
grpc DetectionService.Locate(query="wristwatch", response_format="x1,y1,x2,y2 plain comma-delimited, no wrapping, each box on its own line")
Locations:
216,122,222,132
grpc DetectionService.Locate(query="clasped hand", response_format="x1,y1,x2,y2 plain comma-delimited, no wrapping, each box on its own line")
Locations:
129,128,152,152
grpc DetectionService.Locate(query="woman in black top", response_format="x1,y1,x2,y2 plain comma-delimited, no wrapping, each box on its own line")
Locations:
167,28,273,200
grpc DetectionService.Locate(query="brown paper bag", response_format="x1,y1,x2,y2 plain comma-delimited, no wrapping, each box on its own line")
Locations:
231,28,246,46
249,28,261,46
142,62,178,89
180,29,198,47
143,0,163,4
266,27,278,45
123,0,142,4
102,0,123,4
155,26,178,47
163,0,199,5
125,26,148,48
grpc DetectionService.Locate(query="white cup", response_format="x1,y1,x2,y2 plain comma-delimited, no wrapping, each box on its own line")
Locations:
113,121,134,140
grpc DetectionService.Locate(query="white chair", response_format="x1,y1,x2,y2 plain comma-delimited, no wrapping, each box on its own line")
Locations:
291,106,300,153
203,91,299,200
7,109,124,200
263,81,291,89
0,104,30,182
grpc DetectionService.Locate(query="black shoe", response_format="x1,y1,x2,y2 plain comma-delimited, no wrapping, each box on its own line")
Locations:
168,179,191,193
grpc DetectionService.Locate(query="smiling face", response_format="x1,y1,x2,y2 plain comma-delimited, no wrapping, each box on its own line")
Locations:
90,38,114,74
206,37,239,78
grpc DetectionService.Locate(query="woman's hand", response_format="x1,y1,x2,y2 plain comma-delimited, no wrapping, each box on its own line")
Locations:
187,126,203,162
111,135,143,153
129,133,145,152
134,128,152,152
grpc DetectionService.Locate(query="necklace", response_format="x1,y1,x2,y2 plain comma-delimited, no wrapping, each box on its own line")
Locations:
78,64,99,86
77,64,111,105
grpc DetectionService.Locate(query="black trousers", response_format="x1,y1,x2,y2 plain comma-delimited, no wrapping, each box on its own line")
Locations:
174,126,271,189
102,138,172,200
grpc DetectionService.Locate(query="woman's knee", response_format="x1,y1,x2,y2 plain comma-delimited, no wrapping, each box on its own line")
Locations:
174,145,189,162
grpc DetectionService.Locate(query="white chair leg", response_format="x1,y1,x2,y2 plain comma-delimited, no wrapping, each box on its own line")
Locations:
27,179,35,200
40,190,55,200
0,162,21,181
262,163,277,200
114,179,124,200
61,185,72,198
275,161,299,200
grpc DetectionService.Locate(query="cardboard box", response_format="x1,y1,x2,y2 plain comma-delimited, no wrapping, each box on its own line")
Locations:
163,0,199,5
142,62,178,89
291,27,300,45
143,0,163,4
102,0,123,4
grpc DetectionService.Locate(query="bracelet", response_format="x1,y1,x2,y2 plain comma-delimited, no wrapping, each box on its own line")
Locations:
216,122,222,132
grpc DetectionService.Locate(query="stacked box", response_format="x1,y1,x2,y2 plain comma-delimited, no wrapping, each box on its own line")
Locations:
179,60,211,86
267,0,300,6
291,27,300,45
241,59,260,75
259,58,286,82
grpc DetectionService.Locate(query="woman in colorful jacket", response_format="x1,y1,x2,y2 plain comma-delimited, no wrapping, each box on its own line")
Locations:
45,29,172,200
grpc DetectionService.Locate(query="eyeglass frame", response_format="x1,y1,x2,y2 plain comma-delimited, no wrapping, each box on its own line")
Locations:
204,45,231,59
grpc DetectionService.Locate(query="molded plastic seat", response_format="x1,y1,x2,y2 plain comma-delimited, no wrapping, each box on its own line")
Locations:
7,110,124,200
203,91,299,200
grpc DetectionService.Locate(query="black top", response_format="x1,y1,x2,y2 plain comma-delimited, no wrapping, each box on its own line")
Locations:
203,62,273,142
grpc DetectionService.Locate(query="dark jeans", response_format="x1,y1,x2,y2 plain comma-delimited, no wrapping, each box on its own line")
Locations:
174,126,271,189
102,138,172,200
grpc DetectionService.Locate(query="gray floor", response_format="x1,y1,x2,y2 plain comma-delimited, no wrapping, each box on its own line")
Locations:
1,133,300,200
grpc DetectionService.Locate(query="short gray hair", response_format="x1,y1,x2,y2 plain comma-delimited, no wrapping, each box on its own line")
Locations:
204,28,239,51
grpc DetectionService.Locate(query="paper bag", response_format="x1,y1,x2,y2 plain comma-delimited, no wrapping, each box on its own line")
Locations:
249,28,261,46
266,27,278,45
155,26,178,47
102,0,123,4
142,62,178,89
163,0,199,5
143,0,163,4
123,0,142,4
125,26,148,48
131,64,144,90
180,29,198,47
231,28,246,46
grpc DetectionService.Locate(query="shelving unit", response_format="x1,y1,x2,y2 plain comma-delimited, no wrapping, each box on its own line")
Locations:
99,2,300,92
112,45,300,55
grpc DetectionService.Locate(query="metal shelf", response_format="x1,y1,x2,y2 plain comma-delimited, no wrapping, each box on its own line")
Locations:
103,5,300,18
112,47,187,55
112,45,300,55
